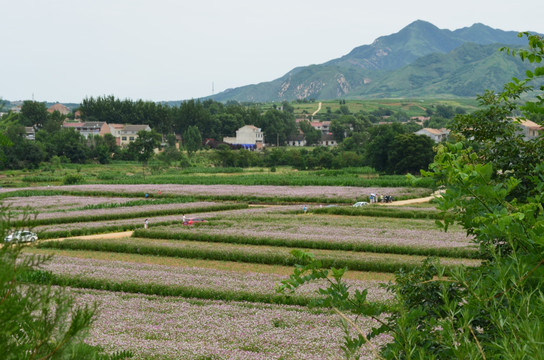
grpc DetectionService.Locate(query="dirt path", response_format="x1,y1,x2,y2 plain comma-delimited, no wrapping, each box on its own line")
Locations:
311,102,322,116
379,190,444,206
56,231,134,241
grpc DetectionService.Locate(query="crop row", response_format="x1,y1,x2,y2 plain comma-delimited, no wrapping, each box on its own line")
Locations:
133,228,479,259
311,206,442,219
37,238,479,273
30,254,391,303
98,173,435,188
13,203,247,227
0,184,433,203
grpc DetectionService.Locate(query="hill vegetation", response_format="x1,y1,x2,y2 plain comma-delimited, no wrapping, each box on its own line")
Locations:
208,20,540,102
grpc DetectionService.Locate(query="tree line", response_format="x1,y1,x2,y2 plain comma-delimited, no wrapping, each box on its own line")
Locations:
0,96,443,174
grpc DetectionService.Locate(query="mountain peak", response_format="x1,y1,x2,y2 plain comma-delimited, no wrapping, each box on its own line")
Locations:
208,21,531,102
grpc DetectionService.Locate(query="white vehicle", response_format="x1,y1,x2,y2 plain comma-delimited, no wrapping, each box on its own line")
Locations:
353,201,369,207
4,230,38,243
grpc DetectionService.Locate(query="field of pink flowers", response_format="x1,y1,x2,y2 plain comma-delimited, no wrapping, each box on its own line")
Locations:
0,184,431,201
33,205,299,234
156,212,475,251
3,195,140,212
72,287,390,359
7,198,223,222
3,183,479,359
41,255,392,303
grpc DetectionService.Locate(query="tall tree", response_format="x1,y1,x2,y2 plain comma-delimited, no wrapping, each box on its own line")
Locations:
388,133,435,174
127,129,162,178
183,125,202,155
20,101,48,128
364,123,405,173
299,120,321,146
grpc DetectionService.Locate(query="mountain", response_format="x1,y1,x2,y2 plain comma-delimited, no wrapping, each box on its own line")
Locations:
207,20,536,102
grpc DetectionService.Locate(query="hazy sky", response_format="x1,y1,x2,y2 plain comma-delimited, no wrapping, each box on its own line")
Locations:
1,0,543,103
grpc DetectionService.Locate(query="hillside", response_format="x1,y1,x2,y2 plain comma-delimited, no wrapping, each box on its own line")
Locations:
208,20,536,102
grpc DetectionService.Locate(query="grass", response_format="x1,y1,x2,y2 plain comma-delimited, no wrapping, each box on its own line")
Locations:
0,162,435,188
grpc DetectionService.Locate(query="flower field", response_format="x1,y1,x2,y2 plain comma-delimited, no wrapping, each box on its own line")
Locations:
37,254,392,303
2,183,481,359
72,288,390,360
0,183,432,202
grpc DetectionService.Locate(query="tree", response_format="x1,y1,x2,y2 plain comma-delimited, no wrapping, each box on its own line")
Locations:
388,133,435,174
42,110,65,134
257,109,296,146
298,120,321,146
20,101,48,128
364,123,405,173
183,125,202,155
127,130,162,177
46,128,88,164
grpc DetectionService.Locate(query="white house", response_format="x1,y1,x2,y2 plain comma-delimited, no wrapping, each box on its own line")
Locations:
286,134,307,147
223,125,264,149
415,128,450,143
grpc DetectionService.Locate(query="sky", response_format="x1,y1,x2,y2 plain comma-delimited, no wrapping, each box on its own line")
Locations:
1,0,543,104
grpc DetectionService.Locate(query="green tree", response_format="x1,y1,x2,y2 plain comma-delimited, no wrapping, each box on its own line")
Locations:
299,120,321,146
20,101,48,128
42,110,65,134
388,133,435,174
1,125,45,169
127,129,162,177
183,125,202,155
364,123,405,173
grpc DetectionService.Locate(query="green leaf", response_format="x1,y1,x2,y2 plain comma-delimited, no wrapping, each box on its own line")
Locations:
534,66,544,77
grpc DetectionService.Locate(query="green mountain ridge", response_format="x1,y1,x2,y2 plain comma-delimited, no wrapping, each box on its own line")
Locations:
208,20,539,102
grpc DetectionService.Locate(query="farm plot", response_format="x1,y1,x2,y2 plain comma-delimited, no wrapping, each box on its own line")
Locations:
31,253,392,303
0,184,432,202
1,195,141,213
71,287,390,360
141,212,478,257
33,205,296,237
37,237,480,273
9,199,227,222
6,186,481,359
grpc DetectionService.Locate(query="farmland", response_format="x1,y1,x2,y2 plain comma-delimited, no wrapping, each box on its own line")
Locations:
1,180,479,359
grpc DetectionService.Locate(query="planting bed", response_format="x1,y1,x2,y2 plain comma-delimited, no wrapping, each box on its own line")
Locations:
0,184,432,202
37,254,392,303
2,195,141,212
37,237,481,271
148,212,475,252
72,287,390,360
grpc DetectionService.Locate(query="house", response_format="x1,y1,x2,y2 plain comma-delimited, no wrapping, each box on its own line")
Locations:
223,125,264,149
286,134,307,147
47,103,71,115
518,119,543,140
108,124,126,145
415,128,450,143
118,124,151,147
311,121,331,134
319,133,338,147
62,122,111,139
